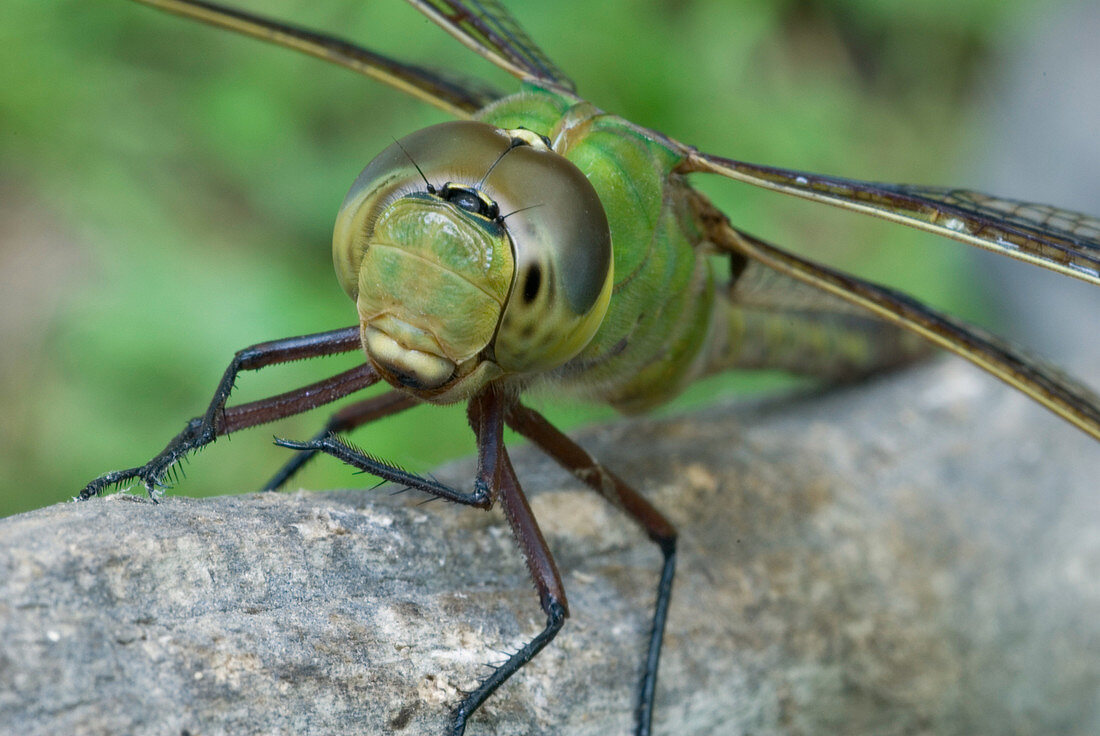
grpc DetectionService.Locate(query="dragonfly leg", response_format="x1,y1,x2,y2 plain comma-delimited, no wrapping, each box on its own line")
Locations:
260,390,419,492
453,392,568,735
276,389,568,733
272,388,513,508
78,326,370,501
506,403,676,736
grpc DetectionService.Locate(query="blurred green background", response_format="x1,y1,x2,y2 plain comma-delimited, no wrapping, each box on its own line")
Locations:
0,0,1077,515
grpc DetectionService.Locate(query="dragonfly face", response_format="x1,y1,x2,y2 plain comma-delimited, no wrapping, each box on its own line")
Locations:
334,120,613,402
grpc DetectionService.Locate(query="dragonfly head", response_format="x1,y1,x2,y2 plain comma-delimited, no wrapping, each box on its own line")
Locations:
333,120,612,403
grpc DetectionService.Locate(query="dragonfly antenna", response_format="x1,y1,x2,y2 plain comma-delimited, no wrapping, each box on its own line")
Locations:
393,136,435,193
500,203,544,222
478,140,522,190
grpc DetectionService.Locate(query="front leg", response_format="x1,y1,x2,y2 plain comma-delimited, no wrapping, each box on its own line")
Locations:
79,326,368,500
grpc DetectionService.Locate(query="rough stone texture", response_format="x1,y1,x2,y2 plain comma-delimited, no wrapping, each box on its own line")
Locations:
2,356,1099,736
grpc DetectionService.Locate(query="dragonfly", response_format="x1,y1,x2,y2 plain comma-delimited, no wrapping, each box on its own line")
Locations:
77,1,1100,734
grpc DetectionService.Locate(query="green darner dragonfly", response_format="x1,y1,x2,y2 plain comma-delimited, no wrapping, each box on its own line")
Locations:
75,1,1100,734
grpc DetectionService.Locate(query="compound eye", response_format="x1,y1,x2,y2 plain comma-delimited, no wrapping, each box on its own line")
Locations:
486,135,613,374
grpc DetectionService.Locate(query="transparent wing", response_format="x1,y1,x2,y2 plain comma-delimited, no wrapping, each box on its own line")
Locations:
127,0,499,116
681,150,1100,286
725,259,874,316
692,200,1100,440
408,0,576,89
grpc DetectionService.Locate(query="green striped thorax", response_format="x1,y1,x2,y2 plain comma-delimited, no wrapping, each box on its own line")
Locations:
333,121,613,403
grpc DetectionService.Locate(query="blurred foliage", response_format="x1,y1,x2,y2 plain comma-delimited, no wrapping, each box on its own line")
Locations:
0,0,1059,515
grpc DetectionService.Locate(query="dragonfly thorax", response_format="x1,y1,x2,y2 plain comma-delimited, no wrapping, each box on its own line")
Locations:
333,120,613,403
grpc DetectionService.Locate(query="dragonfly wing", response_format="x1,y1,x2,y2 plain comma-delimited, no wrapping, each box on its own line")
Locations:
408,0,576,90
695,207,1100,440
726,258,877,316
681,150,1100,286
128,0,498,116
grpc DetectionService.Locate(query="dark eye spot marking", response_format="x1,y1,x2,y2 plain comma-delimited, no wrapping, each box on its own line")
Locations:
522,265,542,303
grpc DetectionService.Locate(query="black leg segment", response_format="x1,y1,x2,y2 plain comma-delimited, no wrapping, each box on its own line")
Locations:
261,390,419,492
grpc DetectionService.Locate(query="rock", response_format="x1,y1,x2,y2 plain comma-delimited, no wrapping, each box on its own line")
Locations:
2,357,1099,735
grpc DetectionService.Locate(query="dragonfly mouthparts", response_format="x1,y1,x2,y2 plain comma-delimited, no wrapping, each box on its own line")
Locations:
363,324,456,391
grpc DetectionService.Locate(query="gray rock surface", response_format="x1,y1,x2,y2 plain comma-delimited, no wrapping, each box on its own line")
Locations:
2,358,1099,736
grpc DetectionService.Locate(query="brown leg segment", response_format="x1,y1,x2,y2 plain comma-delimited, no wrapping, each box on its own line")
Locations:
221,363,379,434
505,402,677,736
467,388,506,503
79,326,369,500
